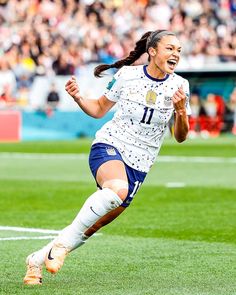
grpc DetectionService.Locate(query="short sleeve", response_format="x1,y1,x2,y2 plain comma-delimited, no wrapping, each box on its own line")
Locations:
103,68,124,102
182,79,192,116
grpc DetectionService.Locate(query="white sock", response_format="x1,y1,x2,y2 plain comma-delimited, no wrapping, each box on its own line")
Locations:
29,241,54,266
54,221,88,251
29,188,122,264
54,188,122,250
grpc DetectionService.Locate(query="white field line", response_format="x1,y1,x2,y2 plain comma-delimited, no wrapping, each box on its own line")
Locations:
165,182,186,188
0,236,56,241
0,226,59,242
0,152,236,163
0,152,87,160
158,156,236,163
0,226,60,234
0,225,101,242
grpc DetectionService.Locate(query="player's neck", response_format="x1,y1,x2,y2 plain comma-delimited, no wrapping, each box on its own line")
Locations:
146,64,167,80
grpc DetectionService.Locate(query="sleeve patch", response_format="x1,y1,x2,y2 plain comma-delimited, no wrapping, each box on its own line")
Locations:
106,78,116,90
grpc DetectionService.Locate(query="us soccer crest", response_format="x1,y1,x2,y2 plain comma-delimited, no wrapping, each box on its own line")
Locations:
164,96,172,107
106,147,116,156
145,90,157,105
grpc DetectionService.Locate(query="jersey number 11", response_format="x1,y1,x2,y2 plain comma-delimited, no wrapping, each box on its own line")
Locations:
140,107,154,124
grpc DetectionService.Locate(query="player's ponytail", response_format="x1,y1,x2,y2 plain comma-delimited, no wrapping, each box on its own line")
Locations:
94,30,176,77
94,31,152,77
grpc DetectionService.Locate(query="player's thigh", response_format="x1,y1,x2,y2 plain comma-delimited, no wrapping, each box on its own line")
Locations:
96,160,128,200
96,159,127,184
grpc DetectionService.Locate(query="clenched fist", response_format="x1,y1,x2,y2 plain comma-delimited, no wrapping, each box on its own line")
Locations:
65,76,81,102
172,85,187,114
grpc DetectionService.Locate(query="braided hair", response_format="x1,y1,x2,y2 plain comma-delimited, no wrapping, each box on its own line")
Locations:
94,30,176,77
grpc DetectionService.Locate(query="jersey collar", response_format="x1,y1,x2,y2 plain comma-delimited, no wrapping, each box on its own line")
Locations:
143,65,169,82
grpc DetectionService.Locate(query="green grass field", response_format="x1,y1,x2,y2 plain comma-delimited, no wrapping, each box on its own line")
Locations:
0,136,236,295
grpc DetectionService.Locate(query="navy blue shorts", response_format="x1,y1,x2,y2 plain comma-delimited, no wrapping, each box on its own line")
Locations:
89,143,147,207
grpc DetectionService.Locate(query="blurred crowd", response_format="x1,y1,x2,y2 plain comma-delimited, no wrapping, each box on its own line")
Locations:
0,0,236,135
188,89,236,137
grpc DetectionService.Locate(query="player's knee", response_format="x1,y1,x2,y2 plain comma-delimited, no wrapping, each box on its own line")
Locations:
116,188,129,201
102,179,129,201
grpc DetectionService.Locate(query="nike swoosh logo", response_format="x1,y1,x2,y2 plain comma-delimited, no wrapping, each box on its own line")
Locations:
90,206,101,217
47,248,54,260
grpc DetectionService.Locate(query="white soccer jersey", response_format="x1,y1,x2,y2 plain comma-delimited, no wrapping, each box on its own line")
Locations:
93,65,191,173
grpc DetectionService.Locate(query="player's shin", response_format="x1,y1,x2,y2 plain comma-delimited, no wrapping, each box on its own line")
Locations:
54,187,123,250
45,188,123,273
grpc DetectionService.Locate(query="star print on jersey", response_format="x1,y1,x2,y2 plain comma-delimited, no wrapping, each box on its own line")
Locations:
93,65,191,173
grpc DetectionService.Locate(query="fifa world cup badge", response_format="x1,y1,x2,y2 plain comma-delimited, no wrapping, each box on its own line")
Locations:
146,90,157,105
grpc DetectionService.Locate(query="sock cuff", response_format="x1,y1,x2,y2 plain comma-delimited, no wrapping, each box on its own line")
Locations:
75,187,123,229
102,187,123,207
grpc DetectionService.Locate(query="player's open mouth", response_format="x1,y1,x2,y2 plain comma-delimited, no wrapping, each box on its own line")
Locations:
167,60,177,70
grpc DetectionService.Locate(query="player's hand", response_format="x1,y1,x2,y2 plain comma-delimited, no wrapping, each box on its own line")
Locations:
65,76,82,102
172,85,186,114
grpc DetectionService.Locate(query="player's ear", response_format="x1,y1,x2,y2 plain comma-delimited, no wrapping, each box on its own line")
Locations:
148,47,156,57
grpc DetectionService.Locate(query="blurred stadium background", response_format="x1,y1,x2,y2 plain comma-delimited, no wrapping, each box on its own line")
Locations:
0,0,236,140
0,1,236,295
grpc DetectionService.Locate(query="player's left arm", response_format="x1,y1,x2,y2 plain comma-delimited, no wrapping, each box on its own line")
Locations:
172,85,190,143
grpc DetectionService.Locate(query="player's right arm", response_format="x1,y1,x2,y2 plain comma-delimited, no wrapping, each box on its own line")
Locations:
65,76,116,118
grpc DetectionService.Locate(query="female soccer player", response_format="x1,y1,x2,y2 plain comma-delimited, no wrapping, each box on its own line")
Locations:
24,30,191,285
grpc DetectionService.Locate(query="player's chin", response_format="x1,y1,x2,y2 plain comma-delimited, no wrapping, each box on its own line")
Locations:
165,62,178,74
165,65,176,74
166,69,174,75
